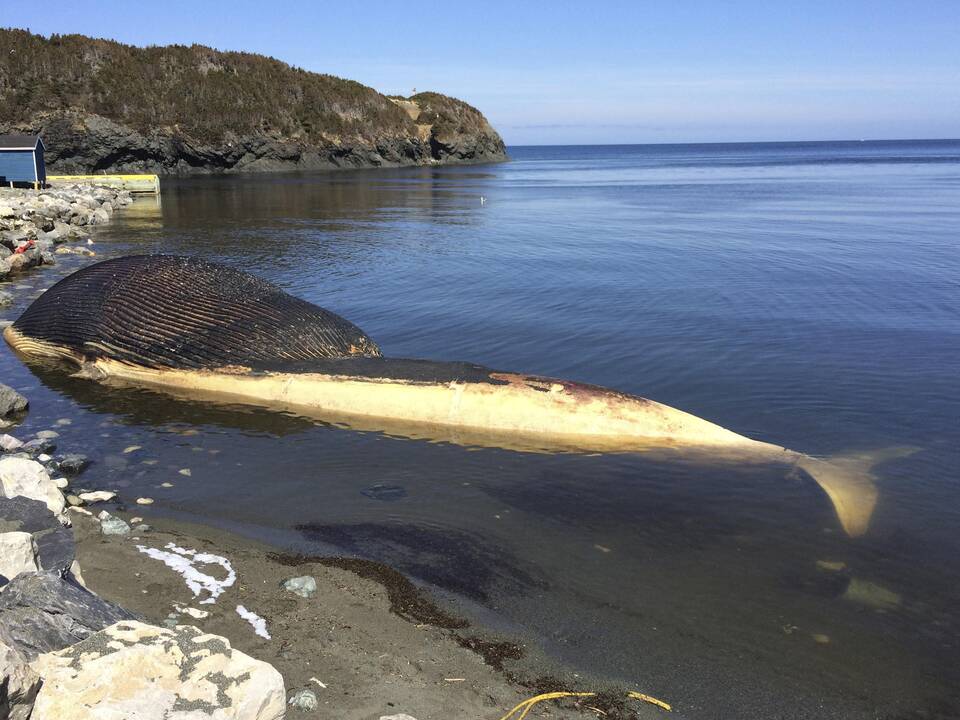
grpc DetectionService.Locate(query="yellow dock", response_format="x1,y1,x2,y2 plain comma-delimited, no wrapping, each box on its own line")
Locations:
47,174,160,194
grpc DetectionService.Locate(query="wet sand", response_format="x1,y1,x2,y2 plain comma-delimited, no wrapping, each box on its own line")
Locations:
71,509,670,720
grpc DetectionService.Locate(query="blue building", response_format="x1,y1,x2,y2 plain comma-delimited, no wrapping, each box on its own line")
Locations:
0,135,46,188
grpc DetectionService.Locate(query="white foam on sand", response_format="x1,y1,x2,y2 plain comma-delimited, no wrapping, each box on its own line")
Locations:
236,605,271,639
136,542,236,604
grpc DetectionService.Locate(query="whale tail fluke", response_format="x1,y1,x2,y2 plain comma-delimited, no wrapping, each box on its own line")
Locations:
796,447,919,537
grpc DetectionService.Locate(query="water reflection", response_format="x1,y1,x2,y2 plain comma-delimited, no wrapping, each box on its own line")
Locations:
25,361,315,436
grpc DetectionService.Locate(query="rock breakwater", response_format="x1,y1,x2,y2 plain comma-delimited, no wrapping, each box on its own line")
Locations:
0,389,289,720
0,185,131,279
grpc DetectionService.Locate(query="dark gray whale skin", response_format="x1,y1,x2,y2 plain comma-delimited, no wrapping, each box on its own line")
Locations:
11,255,381,371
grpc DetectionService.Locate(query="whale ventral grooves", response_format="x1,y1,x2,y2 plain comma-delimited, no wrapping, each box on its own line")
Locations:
13,254,381,370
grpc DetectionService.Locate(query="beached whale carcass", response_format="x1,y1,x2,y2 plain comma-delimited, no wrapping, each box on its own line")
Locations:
3,255,907,537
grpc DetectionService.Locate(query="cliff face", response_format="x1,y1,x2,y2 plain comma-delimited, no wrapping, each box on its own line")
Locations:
0,29,507,174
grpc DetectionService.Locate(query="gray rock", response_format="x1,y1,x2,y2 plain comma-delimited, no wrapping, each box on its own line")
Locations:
56,453,89,476
0,497,74,573
1,230,27,246
99,512,130,536
21,438,55,455
0,571,137,659
0,384,28,419
288,688,319,711
0,290,12,307
34,430,59,441
282,575,317,598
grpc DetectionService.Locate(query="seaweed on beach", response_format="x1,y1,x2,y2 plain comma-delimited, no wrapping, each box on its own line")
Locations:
455,636,524,672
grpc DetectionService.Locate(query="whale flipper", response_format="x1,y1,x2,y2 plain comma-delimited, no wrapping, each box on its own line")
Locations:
11,255,381,369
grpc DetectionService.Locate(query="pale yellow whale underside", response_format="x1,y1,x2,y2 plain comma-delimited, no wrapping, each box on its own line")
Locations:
4,325,912,537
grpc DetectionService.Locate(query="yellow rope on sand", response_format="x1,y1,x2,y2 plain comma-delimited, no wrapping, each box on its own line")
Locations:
627,691,673,712
497,689,672,720
498,692,596,720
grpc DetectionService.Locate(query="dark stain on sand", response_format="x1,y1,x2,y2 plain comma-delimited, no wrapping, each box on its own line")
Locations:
292,521,545,603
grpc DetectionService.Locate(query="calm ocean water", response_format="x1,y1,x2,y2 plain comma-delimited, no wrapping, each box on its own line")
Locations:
2,141,959,718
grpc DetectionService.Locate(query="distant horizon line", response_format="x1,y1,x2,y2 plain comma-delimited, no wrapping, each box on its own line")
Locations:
505,137,960,149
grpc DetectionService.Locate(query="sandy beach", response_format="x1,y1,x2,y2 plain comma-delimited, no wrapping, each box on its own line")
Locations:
69,508,665,720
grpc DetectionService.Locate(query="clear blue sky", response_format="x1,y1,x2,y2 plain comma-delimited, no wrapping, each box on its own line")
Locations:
5,1,959,145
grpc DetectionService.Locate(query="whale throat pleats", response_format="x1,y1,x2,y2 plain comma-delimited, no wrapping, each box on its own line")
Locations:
12,255,381,369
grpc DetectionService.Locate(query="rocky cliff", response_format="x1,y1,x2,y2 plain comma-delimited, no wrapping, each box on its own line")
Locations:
0,29,507,174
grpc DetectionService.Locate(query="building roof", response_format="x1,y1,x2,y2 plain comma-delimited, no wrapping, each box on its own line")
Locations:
0,135,43,151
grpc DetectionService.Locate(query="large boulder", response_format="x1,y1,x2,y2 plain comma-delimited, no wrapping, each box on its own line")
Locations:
0,496,76,573
0,457,67,521
0,532,39,587
30,621,286,720
0,385,28,419
0,639,41,720
0,571,137,659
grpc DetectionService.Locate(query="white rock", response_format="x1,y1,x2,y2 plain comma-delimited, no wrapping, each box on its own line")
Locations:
0,531,39,584
30,621,286,720
0,457,67,521
1,639,41,720
173,604,209,620
136,497,154,505
53,478,69,489
0,434,23,451
78,490,116,503
380,715,420,720
70,559,86,587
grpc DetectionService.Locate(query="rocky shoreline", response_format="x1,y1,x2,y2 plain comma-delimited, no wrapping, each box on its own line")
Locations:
0,396,286,719
1,185,131,285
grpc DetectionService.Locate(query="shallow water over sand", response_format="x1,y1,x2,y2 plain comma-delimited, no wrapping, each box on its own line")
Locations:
2,141,959,718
